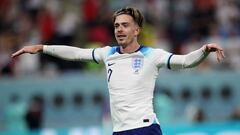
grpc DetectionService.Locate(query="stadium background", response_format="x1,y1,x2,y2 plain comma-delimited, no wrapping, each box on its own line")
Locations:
0,0,240,134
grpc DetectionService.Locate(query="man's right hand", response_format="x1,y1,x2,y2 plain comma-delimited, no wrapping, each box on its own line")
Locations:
11,45,43,58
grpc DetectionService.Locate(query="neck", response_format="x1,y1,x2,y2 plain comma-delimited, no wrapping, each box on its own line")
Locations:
120,41,140,53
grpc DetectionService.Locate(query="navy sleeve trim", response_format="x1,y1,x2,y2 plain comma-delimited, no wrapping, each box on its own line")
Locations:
167,54,174,69
92,49,99,64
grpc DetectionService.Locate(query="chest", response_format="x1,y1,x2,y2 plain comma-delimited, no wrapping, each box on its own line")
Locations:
105,54,156,82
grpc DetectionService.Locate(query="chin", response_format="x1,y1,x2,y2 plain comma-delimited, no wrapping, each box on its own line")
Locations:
117,41,126,46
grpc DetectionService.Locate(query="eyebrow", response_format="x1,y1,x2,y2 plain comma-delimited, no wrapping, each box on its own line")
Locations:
114,22,130,26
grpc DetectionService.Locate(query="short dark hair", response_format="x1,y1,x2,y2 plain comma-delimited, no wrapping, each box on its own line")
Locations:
112,7,144,28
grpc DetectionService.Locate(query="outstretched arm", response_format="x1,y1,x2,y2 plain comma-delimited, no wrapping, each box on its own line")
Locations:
11,45,95,61
169,43,225,69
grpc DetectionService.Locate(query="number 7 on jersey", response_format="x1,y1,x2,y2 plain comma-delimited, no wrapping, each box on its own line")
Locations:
108,69,113,82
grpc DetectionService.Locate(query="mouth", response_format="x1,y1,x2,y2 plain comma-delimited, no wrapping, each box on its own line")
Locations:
117,35,127,40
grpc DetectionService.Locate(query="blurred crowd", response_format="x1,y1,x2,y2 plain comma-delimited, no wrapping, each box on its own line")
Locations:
4,94,44,132
1,0,240,77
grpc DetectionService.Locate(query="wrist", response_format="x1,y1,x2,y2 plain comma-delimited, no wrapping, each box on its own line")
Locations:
37,44,44,52
203,45,209,52
201,45,210,55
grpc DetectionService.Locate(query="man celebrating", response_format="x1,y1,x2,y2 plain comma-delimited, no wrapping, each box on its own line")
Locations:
12,7,224,135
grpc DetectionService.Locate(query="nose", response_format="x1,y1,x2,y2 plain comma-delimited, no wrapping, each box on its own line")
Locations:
117,26,123,33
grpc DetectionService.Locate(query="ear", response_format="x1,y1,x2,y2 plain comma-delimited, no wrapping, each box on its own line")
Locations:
134,26,140,36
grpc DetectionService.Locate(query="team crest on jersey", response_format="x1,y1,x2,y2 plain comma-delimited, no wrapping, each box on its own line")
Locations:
132,57,143,74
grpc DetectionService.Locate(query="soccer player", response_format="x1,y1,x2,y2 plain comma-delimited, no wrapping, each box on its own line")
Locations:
12,7,225,135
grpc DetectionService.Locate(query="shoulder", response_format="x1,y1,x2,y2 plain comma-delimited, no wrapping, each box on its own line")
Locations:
139,46,169,57
101,45,122,57
95,45,118,57
95,45,112,52
139,46,154,56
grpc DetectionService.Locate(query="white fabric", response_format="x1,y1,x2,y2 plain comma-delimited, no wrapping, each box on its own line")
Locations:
43,45,209,132
169,46,209,69
43,45,93,61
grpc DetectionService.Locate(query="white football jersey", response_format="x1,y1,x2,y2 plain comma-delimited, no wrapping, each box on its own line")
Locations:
93,46,172,132
43,44,208,132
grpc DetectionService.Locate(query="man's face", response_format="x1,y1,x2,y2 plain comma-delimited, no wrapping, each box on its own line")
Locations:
114,14,140,47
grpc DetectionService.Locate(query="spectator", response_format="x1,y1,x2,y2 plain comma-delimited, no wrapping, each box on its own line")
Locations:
25,96,44,131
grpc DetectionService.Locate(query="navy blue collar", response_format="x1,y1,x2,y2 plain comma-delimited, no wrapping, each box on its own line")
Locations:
116,45,144,54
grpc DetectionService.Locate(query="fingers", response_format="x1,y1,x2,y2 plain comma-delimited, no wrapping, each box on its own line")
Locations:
206,43,224,52
11,45,42,58
220,50,225,58
216,50,225,62
216,51,220,62
11,49,25,58
214,45,224,52
206,43,225,62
